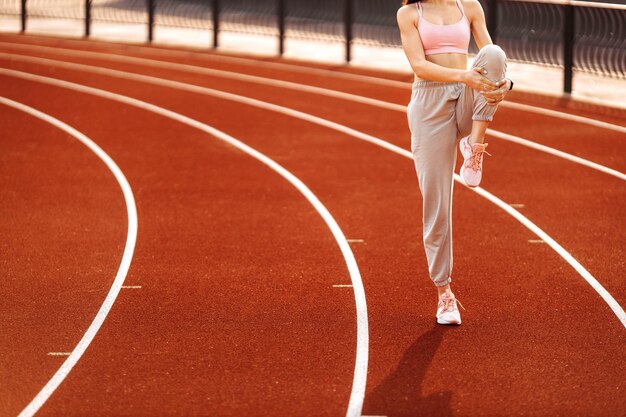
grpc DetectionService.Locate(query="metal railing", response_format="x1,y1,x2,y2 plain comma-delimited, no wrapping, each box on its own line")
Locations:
3,0,625,93
484,0,626,92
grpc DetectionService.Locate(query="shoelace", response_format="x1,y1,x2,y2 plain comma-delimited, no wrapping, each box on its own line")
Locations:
439,294,466,312
467,145,492,171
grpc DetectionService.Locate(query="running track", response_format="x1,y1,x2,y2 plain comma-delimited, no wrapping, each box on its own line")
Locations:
1,34,625,417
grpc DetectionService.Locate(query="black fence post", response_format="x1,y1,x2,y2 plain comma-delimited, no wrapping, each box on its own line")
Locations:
563,4,575,94
277,0,285,56
487,0,498,43
20,0,26,32
212,0,219,48
344,0,353,62
85,0,91,37
147,0,155,43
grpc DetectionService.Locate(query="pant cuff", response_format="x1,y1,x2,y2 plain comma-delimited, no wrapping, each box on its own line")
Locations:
473,115,494,122
433,277,452,287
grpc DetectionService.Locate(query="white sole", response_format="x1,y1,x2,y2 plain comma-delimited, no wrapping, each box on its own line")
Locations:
459,165,479,188
437,318,462,325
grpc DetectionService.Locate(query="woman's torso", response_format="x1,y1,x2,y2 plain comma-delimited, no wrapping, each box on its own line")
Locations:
414,0,471,81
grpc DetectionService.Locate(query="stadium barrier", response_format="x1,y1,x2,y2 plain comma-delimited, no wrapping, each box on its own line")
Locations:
4,0,625,93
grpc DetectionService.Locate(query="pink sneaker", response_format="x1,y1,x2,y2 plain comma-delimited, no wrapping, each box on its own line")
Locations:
436,289,464,325
459,136,491,188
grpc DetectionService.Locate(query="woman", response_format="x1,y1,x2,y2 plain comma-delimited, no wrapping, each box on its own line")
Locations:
397,0,513,324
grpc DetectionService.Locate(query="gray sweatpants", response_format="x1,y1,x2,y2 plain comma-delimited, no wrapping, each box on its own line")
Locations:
407,44,507,287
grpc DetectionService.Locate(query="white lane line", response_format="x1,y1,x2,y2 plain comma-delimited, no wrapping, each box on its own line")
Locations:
46,352,71,356
0,96,138,417
499,101,626,135
1,63,624,330
0,43,406,112
133,47,626,130
0,39,412,88
471,180,626,329
1,42,624,135
0,71,370,417
486,129,626,181
1,51,623,181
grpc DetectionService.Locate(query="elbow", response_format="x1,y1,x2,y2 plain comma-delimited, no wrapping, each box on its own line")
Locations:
411,61,427,78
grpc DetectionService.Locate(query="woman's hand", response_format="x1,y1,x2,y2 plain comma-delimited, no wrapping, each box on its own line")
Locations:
462,67,499,92
481,78,511,106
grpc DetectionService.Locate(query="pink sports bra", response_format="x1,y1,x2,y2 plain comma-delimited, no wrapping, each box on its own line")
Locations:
416,0,471,56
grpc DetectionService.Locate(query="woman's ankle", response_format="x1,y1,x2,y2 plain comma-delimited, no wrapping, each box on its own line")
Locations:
437,284,451,296
469,135,485,145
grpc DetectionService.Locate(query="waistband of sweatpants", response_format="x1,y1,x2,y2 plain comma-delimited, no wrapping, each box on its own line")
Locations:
412,80,462,89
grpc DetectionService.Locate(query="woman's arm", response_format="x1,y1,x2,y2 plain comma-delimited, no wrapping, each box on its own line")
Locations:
464,0,512,101
397,5,498,91
465,0,492,50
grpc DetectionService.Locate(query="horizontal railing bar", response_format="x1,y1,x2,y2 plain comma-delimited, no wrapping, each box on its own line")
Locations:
507,0,626,11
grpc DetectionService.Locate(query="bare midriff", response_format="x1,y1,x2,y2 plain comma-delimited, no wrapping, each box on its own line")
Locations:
415,52,467,82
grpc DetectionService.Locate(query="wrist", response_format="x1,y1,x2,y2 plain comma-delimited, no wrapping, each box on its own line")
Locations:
458,70,469,84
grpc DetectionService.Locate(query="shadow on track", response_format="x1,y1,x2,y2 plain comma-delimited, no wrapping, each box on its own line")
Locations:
365,324,455,417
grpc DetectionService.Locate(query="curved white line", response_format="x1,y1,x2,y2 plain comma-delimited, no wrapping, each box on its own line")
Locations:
486,129,626,181
497,100,626,135
0,96,138,417
0,44,406,112
140,47,626,122
1,50,624,181
2,64,623,330
0,41,624,134
487,129,626,181
470,185,626,330
0,39,412,87
0,72,369,417
0,42,406,112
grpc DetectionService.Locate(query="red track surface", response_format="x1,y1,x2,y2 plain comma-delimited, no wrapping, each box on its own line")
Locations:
1,34,625,417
